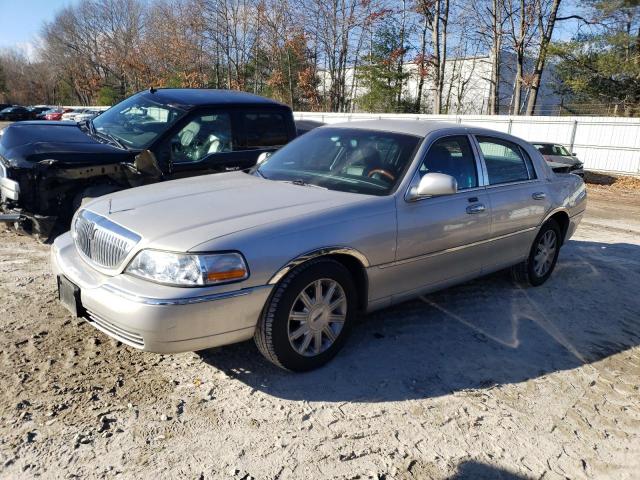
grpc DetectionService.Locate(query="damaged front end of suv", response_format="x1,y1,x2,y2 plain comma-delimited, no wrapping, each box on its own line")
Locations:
0,123,160,241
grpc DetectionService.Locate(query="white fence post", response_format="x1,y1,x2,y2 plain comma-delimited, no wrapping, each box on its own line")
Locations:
569,120,578,153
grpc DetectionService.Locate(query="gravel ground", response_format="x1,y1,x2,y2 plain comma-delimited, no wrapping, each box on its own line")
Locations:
0,186,639,480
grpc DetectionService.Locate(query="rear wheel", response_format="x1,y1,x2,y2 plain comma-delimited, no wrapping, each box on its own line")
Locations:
254,258,357,371
512,219,561,287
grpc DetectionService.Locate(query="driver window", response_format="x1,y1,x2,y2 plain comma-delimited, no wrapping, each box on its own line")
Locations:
419,136,478,190
170,113,233,163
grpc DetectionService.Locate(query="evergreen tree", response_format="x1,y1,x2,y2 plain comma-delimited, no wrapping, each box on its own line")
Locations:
552,0,640,115
357,26,412,113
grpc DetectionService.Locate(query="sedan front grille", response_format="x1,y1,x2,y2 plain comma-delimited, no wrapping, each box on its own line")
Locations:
73,209,141,269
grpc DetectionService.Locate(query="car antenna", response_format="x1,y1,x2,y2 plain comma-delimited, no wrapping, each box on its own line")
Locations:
149,86,157,94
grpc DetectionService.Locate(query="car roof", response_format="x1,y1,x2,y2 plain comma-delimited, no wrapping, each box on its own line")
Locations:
141,88,289,109
323,119,464,137
321,119,518,138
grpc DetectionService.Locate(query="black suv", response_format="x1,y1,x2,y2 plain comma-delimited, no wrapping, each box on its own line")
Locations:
0,89,296,239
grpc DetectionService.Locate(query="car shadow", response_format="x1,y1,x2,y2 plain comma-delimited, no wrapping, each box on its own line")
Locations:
450,460,532,479
198,239,640,402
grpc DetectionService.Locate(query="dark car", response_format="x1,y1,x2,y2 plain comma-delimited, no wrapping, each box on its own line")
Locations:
531,142,584,177
0,106,32,121
29,106,53,119
0,88,296,239
295,119,325,136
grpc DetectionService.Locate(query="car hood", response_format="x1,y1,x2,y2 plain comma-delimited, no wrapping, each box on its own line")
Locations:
542,154,581,167
0,121,131,166
84,172,372,252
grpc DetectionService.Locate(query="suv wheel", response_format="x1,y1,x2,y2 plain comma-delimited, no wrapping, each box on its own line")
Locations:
512,219,561,287
254,258,357,371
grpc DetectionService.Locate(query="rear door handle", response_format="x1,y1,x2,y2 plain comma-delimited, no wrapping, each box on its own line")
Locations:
466,203,486,214
532,192,546,200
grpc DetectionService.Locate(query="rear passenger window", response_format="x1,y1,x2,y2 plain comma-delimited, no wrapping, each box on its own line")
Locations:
419,136,478,190
477,136,535,185
240,112,289,149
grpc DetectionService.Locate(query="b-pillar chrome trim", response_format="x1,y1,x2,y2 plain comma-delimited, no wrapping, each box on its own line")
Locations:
268,247,370,285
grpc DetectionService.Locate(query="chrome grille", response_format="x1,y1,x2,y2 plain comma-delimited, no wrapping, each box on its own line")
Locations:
73,209,141,269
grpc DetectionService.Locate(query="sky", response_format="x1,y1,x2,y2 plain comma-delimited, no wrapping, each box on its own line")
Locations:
0,0,80,57
0,0,586,60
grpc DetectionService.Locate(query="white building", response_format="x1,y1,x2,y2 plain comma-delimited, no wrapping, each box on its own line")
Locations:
319,52,562,115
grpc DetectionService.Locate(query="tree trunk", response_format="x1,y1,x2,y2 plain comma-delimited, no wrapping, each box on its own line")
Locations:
489,0,502,115
512,0,526,115
525,0,562,115
415,14,428,113
439,0,449,113
432,0,442,114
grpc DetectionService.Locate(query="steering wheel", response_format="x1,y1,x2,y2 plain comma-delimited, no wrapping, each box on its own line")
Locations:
367,168,396,182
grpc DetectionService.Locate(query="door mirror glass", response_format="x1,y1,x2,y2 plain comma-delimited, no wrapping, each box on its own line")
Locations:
256,151,272,165
408,172,457,201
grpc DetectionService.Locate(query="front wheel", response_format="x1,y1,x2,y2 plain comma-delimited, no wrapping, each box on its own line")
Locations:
254,258,357,371
512,219,561,287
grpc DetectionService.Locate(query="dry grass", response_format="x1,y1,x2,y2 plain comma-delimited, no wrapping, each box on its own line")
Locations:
584,171,640,191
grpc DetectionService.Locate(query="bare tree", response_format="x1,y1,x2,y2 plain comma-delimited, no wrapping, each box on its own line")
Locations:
504,0,538,114
525,0,562,115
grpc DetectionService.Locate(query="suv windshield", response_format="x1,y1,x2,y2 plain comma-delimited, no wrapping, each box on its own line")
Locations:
257,128,420,196
92,94,186,149
534,143,570,156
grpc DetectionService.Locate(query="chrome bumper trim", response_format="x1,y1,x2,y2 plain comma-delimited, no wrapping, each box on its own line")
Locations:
101,283,267,306
85,309,145,347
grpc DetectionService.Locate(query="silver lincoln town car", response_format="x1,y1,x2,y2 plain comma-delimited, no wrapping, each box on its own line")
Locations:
52,120,587,371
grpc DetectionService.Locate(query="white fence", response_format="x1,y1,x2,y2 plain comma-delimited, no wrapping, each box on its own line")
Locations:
294,112,640,175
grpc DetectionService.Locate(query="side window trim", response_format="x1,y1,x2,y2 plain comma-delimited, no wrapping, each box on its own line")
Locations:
472,134,540,188
518,145,537,180
404,133,485,202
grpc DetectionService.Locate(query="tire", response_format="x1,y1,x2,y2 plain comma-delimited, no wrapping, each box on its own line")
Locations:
254,258,357,372
511,219,562,287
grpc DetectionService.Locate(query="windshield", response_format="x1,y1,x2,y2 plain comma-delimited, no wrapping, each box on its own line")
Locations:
257,128,421,196
534,143,570,156
92,93,186,149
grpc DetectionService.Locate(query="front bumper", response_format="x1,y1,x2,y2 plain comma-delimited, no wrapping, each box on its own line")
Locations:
51,232,273,353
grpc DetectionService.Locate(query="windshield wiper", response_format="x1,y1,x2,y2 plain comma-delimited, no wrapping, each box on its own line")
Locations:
285,179,328,190
96,130,127,150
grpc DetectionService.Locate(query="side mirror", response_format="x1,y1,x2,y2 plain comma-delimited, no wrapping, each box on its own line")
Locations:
407,173,457,201
256,151,272,166
133,150,163,180
572,152,577,157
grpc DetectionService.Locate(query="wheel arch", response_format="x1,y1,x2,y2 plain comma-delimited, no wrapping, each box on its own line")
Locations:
268,247,370,313
542,209,570,244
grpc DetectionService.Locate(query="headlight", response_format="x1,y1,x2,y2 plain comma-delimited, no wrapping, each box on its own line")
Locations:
125,250,249,286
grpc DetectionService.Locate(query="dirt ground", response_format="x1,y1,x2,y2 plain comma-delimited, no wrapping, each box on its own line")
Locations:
0,185,639,480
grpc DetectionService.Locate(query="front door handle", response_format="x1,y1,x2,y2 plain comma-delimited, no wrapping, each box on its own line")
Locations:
532,192,546,200
466,203,486,214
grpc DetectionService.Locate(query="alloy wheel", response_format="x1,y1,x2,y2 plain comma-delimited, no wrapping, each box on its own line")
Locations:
287,278,347,357
533,229,557,277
